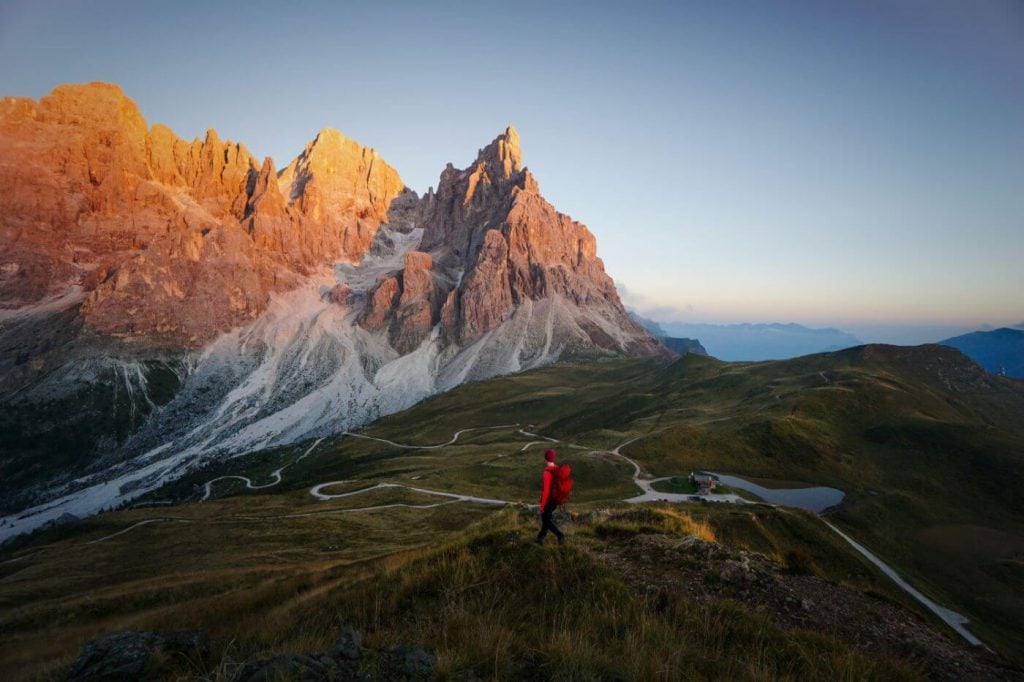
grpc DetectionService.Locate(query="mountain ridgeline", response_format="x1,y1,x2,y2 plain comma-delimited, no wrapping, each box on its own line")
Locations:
0,83,665,529
659,321,863,361
940,327,1024,378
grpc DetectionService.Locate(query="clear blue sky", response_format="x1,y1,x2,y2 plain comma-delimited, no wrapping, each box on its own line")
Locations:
2,0,1021,339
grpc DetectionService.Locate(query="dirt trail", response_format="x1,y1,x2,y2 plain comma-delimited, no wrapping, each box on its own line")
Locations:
86,518,194,544
823,520,986,648
200,437,326,501
309,481,509,506
342,425,516,450
85,423,989,650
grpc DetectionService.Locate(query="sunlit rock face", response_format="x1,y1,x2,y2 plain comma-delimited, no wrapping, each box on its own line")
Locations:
414,126,658,353
0,83,667,538
0,83,405,346
277,127,406,265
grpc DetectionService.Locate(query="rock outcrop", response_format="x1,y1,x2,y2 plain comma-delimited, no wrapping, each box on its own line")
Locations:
359,275,401,332
66,626,438,682
415,126,661,354
357,250,441,353
0,83,406,346
349,126,663,357
277,127,405,266
390,251,439,353
67,629,209,681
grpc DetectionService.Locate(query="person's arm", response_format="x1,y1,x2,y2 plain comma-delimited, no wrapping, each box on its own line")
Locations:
539,469,552,509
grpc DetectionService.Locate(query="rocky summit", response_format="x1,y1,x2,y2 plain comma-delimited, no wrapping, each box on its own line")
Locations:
0,83,405,345
0,82,665,537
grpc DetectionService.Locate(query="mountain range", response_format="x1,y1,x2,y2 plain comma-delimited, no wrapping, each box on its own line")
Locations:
0,82,664,531
628,312,707,355
655,321,862,361
940,327,1024,378
3,82,1024,677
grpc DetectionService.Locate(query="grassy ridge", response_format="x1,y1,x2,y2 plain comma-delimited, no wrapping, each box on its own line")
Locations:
0,494,494,680
326,509,917,680
1,501,928,680
141,347,1024,658
2,345,1023,675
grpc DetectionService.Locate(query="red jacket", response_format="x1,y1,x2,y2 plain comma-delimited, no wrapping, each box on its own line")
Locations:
539,463,556,508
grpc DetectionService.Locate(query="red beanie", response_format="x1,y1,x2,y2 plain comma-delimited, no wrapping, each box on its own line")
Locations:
545,449,557,462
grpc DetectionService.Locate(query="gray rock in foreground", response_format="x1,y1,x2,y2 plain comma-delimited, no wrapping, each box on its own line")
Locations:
67,629,208,681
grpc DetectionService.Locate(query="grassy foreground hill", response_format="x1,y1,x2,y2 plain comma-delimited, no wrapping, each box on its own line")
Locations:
2,345,1023,678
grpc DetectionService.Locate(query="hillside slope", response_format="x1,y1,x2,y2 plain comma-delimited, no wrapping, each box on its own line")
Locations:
941,327,1024,377
199,343,1024,659
1,504,1016,680
2,344,1023,676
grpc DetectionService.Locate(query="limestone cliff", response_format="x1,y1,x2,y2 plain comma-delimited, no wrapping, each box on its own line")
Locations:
0,83,405,346
0,83,668,534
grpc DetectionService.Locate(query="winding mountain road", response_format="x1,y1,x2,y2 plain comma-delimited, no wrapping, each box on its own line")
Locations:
342,425,516,450
85,518,194,544
309,481,510,506
200,437,326,501
84,422,985,648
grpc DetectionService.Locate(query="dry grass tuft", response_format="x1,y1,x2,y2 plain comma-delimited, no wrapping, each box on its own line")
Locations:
657,507,717,542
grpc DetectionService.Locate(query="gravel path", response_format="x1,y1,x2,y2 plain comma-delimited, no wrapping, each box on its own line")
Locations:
84,423,988,649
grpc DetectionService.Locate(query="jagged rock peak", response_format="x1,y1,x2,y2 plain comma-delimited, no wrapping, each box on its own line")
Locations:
258,155,276,176
31,81,148,134
306,127,382,159
247,156,285,216
52,80,126,97
0,81,409,343
476,125,522,179
311,126,348,148
276,124,406,264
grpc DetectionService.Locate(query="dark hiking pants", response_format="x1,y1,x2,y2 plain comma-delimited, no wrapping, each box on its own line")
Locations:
537,501,564,543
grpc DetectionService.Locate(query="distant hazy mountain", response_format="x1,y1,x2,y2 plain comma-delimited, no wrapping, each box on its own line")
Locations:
629,312,706,355
660,336,708,355
629,312,667,337
657,322,862,361
940,328,1024,378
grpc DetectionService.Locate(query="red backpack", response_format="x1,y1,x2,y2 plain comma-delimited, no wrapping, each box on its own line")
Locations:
551,464,574,505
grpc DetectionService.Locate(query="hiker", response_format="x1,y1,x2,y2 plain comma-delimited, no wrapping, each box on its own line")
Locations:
537,448,570,545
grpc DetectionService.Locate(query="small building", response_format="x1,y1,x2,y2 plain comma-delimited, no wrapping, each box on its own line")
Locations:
689,471,720,493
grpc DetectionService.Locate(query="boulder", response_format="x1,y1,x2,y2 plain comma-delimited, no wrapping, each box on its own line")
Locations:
331,625,363,660
359,276,400,332
327,284,352,307
389,251,439,353
235,653,352,682
391,645,436,679
67,629,208,681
